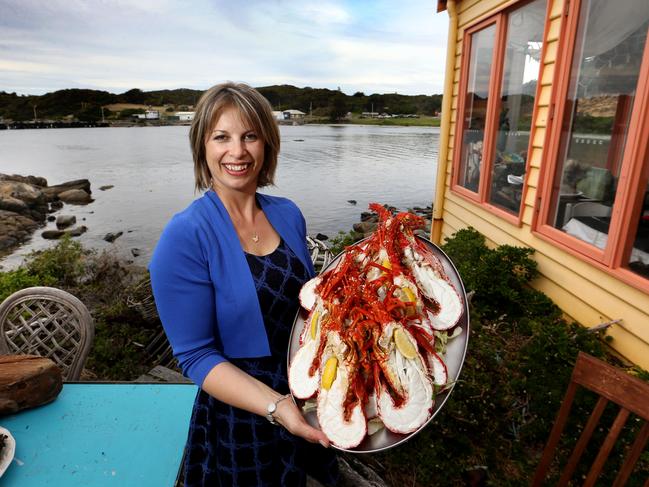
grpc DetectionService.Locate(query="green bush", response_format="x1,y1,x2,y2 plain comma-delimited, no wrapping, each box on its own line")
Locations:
0,238,159,380
0,268,55,302
23,236,87,285
328,230,363,256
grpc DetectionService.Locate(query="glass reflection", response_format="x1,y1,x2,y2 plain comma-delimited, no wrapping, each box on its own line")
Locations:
551,0,649,248
488,0,546,214
458,25,496,193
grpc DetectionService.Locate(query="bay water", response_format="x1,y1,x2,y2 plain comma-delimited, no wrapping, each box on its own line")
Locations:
0,124,438,268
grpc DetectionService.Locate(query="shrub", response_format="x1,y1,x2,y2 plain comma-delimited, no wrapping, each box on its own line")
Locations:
328,230,362,256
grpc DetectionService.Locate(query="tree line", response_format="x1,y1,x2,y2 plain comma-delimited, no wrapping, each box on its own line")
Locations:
0,85,442,122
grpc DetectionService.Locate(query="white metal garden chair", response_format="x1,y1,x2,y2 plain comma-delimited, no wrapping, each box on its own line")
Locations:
0,287,94,381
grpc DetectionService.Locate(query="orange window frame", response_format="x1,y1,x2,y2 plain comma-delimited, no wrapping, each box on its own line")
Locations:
533,0,649,293
452,0,550,226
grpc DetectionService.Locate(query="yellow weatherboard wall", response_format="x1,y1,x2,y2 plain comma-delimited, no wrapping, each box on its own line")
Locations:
435,0,649,369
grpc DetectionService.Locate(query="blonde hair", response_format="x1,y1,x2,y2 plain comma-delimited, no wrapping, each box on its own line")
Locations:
189,82,280,191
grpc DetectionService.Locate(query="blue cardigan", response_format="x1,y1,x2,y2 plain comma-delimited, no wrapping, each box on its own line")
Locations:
149,191,315,386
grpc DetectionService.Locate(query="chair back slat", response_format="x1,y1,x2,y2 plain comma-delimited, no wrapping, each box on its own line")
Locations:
0,287,94,381
533,352,649,486
557,396,608,486
583,408,630,486
572,353,649,419
613,421,649,487
532,383,579,486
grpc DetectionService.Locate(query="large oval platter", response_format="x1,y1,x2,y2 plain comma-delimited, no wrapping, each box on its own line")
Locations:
287,236,470,453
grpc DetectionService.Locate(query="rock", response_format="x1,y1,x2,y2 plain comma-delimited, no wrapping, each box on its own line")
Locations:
0,210,40,251
0,180,46,207
347,200,357,205
49,201,63,211
360,212,378,223
56,215,76,229
47,215,55,222
99,185,114,191
0,174,48,187
361,211,379,223
41,226,87,239
58,189,92,204
42,179,91,201
315,233,328,241
131,248,141,257
42,229,65,240
0,195,28,213
104,231,123,243
353,221,377,234
67,225,87,237
336,455,388,487
0,355,63,415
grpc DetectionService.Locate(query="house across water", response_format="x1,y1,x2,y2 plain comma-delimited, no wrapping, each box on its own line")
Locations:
433,0,649,368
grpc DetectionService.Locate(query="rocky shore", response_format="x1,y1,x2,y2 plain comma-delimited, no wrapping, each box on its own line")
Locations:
0,174,93,255
316,204,433,243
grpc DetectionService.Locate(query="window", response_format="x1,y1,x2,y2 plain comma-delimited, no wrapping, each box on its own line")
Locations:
454,0,547,218
536,0,649,287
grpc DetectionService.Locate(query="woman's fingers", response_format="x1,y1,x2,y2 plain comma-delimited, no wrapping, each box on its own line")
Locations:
277,401,330,447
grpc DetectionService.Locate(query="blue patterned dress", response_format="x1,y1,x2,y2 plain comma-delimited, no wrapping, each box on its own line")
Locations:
183,239,338,486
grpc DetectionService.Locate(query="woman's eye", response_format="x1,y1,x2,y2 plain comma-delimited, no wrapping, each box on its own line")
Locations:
213,134,227,141
244,133,258,141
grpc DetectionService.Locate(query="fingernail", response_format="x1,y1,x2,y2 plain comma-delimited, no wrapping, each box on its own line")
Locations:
319,440,328,448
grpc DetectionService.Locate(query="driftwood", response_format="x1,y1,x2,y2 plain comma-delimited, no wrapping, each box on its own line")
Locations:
0,355,63,415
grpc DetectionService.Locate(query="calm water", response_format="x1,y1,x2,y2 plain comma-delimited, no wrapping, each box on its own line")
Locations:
0,124,438,268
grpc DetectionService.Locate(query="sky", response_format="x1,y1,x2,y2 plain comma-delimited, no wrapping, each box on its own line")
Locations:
0,0,449,97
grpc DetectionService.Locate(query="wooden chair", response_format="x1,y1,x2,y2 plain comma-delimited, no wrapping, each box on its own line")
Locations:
0,287,94,381
532,352,649,486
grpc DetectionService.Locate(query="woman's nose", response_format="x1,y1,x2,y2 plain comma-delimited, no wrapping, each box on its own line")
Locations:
230,139,247,158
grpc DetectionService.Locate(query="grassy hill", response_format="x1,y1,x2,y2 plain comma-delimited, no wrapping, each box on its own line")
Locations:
0,85,442,122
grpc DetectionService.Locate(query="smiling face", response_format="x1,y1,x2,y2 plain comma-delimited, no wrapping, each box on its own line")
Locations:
205,105,265,195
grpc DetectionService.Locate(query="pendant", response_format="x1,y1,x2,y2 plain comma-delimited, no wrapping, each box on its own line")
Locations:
252,234,259,243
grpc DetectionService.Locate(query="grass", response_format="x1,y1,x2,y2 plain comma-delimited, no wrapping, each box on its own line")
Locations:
345,114,441,127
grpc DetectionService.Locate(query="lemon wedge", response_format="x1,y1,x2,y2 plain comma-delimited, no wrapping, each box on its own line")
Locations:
394,328,417,359
321,357,338,390
400,287,417,317
402,287,416,303
309,310,320,340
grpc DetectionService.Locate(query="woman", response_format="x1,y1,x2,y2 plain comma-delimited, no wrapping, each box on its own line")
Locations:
149,82,337,486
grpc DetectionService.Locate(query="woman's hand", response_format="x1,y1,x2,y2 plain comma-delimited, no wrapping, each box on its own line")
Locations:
275,399,330,447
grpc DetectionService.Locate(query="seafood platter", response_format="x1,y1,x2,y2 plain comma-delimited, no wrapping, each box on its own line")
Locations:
288,204,469,452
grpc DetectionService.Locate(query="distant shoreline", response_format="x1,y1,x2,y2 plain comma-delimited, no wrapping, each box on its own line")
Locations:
1,117,440,130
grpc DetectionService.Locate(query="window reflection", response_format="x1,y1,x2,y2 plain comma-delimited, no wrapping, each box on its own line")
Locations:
551,0,649,247
458,25,496,193
488,0,546,213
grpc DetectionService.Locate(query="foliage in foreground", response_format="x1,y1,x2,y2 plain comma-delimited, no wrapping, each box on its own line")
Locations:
0,237,157,380
3,230,648,484
360,228,647,486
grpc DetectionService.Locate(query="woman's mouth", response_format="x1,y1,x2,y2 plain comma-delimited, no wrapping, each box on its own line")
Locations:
222,163,252,176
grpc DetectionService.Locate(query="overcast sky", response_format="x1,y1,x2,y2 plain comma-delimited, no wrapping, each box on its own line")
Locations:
0,0,449,96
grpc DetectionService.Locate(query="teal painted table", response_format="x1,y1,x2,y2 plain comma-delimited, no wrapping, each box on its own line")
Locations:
1,382,197,486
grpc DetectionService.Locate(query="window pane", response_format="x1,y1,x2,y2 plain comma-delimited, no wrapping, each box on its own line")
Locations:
550,0,649,249
488,0,546,214
458,25,496,193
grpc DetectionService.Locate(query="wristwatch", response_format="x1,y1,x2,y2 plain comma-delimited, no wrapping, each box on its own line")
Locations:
266,394,290,425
